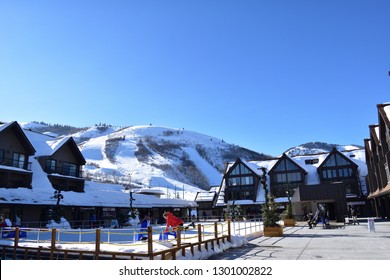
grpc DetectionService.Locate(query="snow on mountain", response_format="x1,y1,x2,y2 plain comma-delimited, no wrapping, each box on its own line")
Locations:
284,142,364,157
21,123,269,200
20,123,365,202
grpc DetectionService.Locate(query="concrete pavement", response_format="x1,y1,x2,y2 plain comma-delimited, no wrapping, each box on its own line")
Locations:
209,219,390,260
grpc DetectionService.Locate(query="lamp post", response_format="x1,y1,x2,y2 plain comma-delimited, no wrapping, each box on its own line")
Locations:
54,190,64,206
129,190,136,218
260,167,268,208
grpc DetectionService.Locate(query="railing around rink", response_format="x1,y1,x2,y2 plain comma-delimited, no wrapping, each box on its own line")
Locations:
0,219,262,260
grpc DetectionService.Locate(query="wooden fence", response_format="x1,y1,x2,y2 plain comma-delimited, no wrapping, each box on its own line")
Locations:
0,221,233,260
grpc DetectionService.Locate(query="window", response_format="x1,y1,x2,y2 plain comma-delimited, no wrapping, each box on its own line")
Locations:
230,163,251,175
321,152,356,181
305,159,319,165
45,159,56,173
275,158,299,172
228,177,240,186
0,149,4,163
12,153,25,169
63,162,77,177
323,153,349,167
241,176,252,185
274,172,301,183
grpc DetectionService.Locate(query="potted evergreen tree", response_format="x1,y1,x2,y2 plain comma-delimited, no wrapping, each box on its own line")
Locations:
260,167,283,237
283,184,296,227
283,202,296,227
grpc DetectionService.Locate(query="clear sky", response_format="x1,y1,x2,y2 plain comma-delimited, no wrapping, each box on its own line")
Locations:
1,1,389,156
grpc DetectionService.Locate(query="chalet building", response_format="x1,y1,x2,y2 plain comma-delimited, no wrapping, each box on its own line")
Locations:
194,186,219,219
365,102,390,219
36,137,86,193
0,121,196,228
212,148,368,222
0,121,36,189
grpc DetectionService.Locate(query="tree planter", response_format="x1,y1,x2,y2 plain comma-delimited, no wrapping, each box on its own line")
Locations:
263,226,283,237
283,218,296,227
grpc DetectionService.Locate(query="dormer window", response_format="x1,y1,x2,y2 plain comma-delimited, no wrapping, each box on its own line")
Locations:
305,159,319,165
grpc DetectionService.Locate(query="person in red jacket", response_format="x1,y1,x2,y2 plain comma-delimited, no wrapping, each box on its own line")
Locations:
163,211,184,233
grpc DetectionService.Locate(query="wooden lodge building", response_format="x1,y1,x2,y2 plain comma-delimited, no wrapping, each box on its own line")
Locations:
0,121,197,228
199,148,370,222
365,102,390,219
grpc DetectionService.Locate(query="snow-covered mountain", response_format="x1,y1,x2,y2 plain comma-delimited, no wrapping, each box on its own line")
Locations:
21,123,364,200
284,142,364,157
21,122,270,197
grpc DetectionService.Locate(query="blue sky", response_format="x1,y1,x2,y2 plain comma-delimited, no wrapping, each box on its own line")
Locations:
1,1,389,156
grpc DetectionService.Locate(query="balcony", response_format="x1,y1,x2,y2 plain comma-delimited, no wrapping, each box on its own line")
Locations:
0,157,32,171
44,166,83,178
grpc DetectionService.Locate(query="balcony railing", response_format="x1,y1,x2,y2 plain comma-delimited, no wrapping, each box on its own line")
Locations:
0,157,32,171
44,167,83,178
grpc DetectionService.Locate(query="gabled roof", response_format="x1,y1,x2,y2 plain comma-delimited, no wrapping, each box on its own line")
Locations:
195,191,216,202
224,158,262,177
49,137,86,164
318,147,358,169
0,121,36,155
268,153,307,174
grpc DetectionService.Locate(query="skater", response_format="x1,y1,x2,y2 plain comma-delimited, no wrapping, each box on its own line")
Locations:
163,211,184,232
137,215,151,241
159,211,184,240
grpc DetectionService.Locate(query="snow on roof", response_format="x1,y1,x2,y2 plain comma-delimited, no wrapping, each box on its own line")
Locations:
195,191,216,202
48,136,72,155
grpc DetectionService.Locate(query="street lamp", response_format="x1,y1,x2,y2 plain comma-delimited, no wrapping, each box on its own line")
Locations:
129,190,136,218
54,190,64,206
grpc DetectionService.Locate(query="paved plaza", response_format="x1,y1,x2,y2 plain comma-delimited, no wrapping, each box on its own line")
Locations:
209,219,390,260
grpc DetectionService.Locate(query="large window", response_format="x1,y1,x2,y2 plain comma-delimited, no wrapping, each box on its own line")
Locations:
320,153,355,181
230,163,251,175
63,162,77,177
12,153,25,169
226,162,256,201
274,172,302,183
323,154,349,167
45,159,57,173
272,158,303,184
229,176,253,186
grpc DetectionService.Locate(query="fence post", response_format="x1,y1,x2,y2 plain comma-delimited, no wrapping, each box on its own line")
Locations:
227,220,231,242
177,227,181,247
197,224,202,252
95,229,101,259
50,228,56,260
147,226,153,260
214,222,219,246
14,227,20,247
